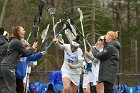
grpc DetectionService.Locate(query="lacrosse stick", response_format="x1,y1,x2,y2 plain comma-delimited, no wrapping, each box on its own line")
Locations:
25,1,46,92
41,24,50,43
27,0,45,41
24,64,31,93
48,7,56,37
45,19,65,51
45,31,64,51
64,19,77,43
64,12,91,47
66,19,77,36
39,24,50,50
53,19,64,44
77,8,87,52
53,19,62,38
65,29,76,43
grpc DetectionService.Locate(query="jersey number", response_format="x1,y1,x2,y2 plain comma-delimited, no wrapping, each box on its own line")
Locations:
68,59,73,63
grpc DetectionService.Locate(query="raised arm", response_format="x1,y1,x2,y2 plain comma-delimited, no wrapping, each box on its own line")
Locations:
53,38,65,50
11,39,36,57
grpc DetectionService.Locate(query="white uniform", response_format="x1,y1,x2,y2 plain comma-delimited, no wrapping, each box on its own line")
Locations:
83,60,100,88
61,44,84,86
91,60,100,85
92,48,103,85
83,71,89,88
83,48,103,88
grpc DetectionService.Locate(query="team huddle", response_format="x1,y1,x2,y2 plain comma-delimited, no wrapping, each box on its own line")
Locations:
0,26,120,93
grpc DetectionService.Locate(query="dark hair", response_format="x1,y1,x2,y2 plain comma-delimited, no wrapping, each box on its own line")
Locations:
0,28,4,35
73,34,80,43
12,26,22,39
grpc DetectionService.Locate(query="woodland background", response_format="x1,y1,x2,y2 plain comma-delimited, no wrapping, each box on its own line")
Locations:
0,0,140,86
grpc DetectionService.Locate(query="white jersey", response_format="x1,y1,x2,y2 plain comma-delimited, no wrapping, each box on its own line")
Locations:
61,44,84,74
83,59,100,87
83,48,103,86
91,48,103,85
92,60,100,85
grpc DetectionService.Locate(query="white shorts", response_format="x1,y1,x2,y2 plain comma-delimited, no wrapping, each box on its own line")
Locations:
62,72,80,86
92,63,100,85
82,73,89,88
88,72,94,83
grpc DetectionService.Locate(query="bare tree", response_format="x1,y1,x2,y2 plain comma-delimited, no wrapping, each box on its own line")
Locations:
0,0,8,27
91,0,96,45
127,0,131,29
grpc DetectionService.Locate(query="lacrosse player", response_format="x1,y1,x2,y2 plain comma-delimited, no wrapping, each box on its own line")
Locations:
53,35,84,93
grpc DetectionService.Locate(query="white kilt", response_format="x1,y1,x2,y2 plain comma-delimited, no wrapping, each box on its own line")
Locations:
62,72,80,86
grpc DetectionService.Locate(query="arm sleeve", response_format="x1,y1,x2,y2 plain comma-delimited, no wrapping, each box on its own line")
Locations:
92,45,116,61
26,52,42,61
93,58,100,63
88,53,95,61
12,39,34,57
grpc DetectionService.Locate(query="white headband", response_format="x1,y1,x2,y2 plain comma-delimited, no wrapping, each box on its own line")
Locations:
71,41,80,47
3,31,8,36
100,36,105,40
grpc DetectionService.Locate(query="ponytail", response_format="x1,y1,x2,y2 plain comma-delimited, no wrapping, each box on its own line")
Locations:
12,26,22,39
107,31,118,40
73,34,80,43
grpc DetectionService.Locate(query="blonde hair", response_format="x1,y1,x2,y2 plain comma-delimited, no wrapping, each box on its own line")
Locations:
107,31,118,40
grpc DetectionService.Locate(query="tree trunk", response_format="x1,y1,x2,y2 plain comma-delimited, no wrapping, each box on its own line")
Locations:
68,0,74,15
0,0,8,27
127,0,131,29
112,1,115,29
91,0,96,45
116,0,122,72
136,0,139,25
135,40,138,73
115,0,121,31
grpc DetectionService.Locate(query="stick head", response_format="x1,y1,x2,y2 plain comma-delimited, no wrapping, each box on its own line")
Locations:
48,7,56,16
32,25,39,41
65,29,76,42
77,8,83,21
41,24,50,43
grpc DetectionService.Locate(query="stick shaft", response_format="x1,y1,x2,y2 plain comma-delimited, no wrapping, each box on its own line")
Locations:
45,41,54,51
81,21,87,52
